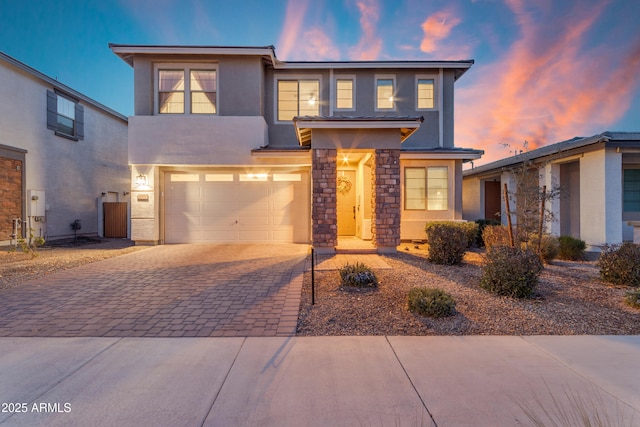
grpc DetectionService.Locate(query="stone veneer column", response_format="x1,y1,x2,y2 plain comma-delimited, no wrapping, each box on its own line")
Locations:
312,149,337,250
371,149,401,251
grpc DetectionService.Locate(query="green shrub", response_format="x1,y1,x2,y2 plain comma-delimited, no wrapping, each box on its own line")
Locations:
597,243,640,286
338,262,378,288
527,234,559,263
625,289,640,309
425,221,478,248
558,235,587,260
475,219,501,247
407,287,456,318
480,246,543,298
482,225,512,250
425,222,469,265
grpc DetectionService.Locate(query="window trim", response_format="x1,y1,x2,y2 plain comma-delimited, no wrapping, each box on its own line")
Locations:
46,89,84,141
415,74,438,111
274,74,322,123
403,166,449,211
375,74,396,112
333,74,356,112
153,63,218,115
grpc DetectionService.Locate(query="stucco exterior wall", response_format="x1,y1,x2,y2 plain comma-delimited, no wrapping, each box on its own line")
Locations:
0,58,129,244
580,150,623,248
128,115,268,165
462,175,482,221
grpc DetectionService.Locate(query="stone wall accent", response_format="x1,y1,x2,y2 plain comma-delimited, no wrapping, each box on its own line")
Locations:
371,149,401,249
0,156,23,239
312,149,337,248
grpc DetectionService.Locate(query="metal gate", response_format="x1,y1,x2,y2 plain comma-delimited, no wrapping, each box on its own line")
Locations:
103,202,127,238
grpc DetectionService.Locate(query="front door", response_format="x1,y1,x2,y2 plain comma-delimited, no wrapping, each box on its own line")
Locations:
337,170,356,235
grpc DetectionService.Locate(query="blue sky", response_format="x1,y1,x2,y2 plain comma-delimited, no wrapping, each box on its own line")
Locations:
1,0,638,164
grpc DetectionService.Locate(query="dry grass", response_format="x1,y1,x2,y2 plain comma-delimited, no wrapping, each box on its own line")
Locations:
297,247,640,336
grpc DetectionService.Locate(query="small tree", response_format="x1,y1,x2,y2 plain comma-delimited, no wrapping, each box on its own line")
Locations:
500,142,561,256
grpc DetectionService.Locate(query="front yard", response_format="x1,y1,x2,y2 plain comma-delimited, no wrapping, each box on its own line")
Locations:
296,248,640,335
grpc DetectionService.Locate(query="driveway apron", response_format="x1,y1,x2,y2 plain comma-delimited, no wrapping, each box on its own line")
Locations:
0,244,308,337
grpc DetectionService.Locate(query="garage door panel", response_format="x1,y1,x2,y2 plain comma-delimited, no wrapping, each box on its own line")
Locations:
165,170,309,243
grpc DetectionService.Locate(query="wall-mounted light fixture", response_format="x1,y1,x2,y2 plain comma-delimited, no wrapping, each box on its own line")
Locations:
123,191,130,196
101,192,107,197
135,174,148,186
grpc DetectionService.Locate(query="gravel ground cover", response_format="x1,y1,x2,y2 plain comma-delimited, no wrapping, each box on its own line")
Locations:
0,238,148,290
296,247,640,336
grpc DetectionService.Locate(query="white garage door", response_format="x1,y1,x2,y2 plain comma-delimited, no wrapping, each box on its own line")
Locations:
164,170,309,243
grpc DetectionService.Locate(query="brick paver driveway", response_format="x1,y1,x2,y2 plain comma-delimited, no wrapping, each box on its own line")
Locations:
0,244,308,337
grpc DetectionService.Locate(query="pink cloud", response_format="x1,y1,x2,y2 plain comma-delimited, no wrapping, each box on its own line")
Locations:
349,0,382,60
420,10,462,53
456,0,640,165
276,0,310,60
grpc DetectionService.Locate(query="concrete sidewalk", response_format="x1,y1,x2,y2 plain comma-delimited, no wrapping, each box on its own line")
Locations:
0,336,638,426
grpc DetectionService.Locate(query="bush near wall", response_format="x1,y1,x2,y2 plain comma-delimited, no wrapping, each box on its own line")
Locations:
527,234,559,264
424,222,472,265
474,219,501,247
597,243,640,286
482,225,512,250
480,246,543,298
425,221,478,249
558,236,587,260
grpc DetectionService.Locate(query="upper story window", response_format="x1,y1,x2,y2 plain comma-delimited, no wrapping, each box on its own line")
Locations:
375,75,395,110
335,76,355,110
417,76,436,110
46,90,84,140
404,166,449,211
277,78,320,121
156,64,217,115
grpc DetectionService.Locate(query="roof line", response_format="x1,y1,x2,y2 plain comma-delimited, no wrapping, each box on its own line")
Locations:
0,51,127,122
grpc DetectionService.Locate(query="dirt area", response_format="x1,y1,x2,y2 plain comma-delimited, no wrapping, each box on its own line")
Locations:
297,246,640,336
0,237,149,290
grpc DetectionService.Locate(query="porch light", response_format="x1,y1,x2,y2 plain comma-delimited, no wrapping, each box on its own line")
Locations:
135,174,148,186
342,154,350,164
308,96,316,106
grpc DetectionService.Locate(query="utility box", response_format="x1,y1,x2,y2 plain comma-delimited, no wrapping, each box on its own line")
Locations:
27,190,46,217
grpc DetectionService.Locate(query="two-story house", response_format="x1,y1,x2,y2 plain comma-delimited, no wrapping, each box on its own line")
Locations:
0,51,129,245
110,44,482,253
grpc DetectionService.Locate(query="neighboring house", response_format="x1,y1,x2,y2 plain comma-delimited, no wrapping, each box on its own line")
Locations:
110,44,482,253
462,131,640,250
0,52,129,245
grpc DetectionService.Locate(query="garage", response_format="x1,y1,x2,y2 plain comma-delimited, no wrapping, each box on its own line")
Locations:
164,170,310,243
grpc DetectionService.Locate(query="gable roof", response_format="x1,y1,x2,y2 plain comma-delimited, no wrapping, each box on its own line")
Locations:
464,131,640,177
0,51,127,122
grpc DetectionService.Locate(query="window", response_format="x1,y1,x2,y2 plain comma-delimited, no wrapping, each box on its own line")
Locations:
46,90,84,140
376,75,395,110
404,166,448,210
277,79,320,121
417,78,435,109
335,77,354,110
156,64,217,114
624,169,640,212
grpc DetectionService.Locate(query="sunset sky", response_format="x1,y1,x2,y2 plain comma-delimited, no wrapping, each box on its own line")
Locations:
1,0,638,165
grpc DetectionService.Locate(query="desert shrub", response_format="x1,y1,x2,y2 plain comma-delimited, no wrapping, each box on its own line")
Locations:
625,289,640,309
474,219,501,247
597,243,640,286
424,222,469,265
425,221,478,248
527,234,559,263
558,235,587,261
338,262,378,288
482,225,512,250
407,287,456,318
480,246,543,298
